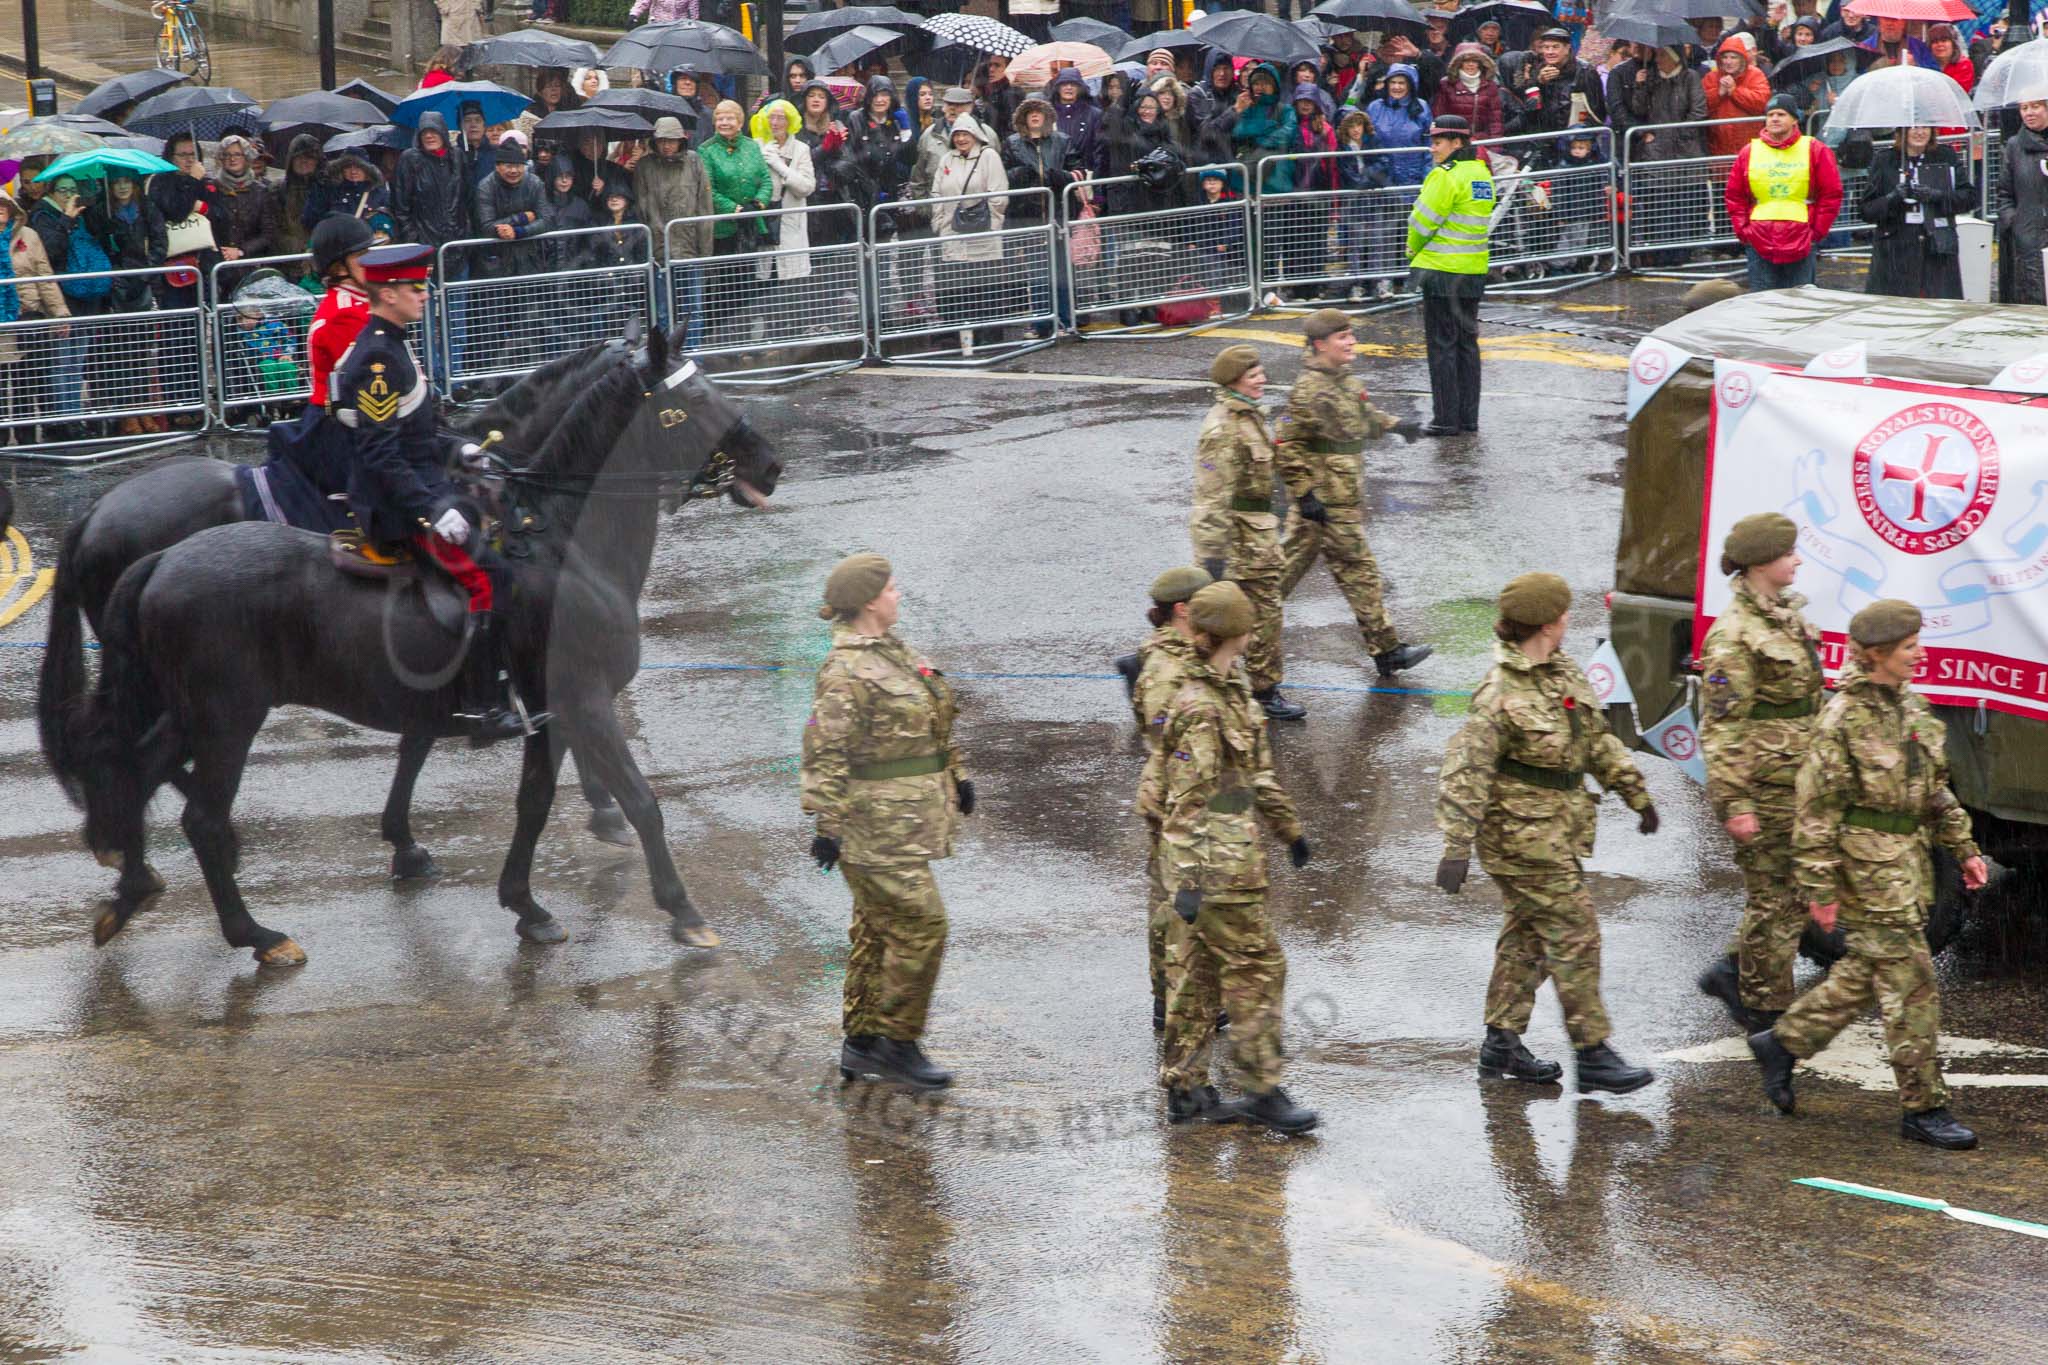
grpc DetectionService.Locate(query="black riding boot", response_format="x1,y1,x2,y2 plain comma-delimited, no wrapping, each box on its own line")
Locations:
458,610,548,749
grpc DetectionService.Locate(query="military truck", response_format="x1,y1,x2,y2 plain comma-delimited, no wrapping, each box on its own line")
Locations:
1609,287,2048,953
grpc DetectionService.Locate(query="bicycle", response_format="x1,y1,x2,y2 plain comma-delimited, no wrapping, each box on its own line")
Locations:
152,0,211,85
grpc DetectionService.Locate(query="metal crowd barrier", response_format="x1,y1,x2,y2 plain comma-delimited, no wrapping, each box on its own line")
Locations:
0,265,209,465
662,203,867,385
867,187,1057,367
1983,127,2003,222
1621,117,1760,274
1249,148,1425,310
1062,163,1254,337
1474,129,1621,295
436,223,656,399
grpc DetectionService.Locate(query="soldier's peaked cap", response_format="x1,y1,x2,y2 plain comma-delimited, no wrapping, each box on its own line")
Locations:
361,243,433,284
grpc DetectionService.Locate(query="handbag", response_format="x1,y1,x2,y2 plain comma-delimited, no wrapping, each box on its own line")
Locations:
165,210,216,258
1069,196,1101,268
952,195,992,233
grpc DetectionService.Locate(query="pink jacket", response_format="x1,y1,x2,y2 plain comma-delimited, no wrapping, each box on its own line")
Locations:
629,0,698,20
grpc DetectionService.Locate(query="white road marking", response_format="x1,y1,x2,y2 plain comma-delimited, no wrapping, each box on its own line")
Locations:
1662,1022,2048,1090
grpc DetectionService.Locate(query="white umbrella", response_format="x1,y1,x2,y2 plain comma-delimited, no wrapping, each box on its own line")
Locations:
1973,41,2048,110
1820,64,1977,132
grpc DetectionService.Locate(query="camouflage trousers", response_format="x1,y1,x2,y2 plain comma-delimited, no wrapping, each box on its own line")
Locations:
1148,828,1219,1014
1485,871,1611,1050
1158,895,1284,1093
841,862,948,1042
1278,508,1398,656
1228,534,1286,694
1775,922,1947,1112
1726,784,1805,1012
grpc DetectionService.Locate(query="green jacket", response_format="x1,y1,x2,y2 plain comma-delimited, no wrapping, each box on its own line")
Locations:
1406,150,1494,275
697,133,774,240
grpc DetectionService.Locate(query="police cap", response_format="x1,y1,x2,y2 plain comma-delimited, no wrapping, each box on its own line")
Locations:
1431,114,1472,139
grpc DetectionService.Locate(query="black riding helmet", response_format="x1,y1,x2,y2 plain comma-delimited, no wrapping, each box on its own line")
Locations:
310,215,376,277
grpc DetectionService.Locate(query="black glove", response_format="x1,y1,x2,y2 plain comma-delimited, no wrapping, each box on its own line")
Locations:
1201,557,1227,583
1173,887,1201,923
1289,835,1312,869
1435,857,1469,894
1296,491,1329,524
1114,652,1142,700
957,779,976,816
810,834,841,872
1638,804,1660,835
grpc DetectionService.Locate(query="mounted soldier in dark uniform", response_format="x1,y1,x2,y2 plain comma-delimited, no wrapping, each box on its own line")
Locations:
331,243,546,748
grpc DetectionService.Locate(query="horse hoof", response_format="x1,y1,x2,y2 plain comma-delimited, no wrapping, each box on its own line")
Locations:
256,938,308,967
92,906,125,947
94,848,123,870
140,863,167,896
587,809,633,847
671,919,721,949
390,846,440,881
517,915,569,945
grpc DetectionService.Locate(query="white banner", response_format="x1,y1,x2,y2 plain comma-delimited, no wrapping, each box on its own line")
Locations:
1700,364,2048,719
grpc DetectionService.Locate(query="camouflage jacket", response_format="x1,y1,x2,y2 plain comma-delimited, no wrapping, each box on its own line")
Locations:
800,626,965,868
1133,625,1203,824
1190,389,1281,563
1792,665,1979,924
1437,642,1651,875
1275,356,1396,511
1699,576,1824,819
1160,656,1303,897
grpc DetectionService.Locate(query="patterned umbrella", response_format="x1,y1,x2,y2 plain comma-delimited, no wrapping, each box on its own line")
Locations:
126,86,262,141
787,5,922,56
0,121,104,161
918,13,1034,58
72,67,188,119
1009,41,1117,88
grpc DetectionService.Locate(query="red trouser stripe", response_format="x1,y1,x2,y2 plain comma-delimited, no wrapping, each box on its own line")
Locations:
414,532,493,612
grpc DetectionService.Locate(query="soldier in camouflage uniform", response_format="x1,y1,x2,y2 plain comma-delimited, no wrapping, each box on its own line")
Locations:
801,554,974,1091
1276,309,1433,679
1158,581,1318,1134
1190,344,1306,722
1130,565,1217,1029
1436,572,1661,1095
1749,600,1989,1150
1696,513,1824,1033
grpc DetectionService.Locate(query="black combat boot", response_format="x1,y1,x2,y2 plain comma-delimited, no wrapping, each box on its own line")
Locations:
1372,643,1434,677
1574,1042,1655,1095
870,1037,954,1090
1166,1085,1242,1125
1697,954,1755,1032
457,610,549,749
1479,1026,1563,1083
1253,687,1308,721
1901,1107,1978,1150
1241,1087,1319,1134
839,1034,885,1081
1114,652,1142,700
1747,1028,1797,1113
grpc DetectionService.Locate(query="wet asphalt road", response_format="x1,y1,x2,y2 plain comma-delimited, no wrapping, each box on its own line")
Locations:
6,272,2048,1363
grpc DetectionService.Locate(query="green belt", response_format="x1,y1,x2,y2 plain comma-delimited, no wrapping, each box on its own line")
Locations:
1749,696,1819,720
851,753,948,781
1497,756,1585,792
1230,495,1272,513
1300,438,1365,455
1843,806,1921,835
1209,789,1254,814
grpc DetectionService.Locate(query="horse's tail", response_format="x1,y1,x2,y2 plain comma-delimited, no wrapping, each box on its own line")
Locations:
68,551,168,862
37,515,94,805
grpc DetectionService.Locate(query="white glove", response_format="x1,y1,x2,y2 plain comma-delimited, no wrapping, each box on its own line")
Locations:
458,442,487,471
434,508,471,545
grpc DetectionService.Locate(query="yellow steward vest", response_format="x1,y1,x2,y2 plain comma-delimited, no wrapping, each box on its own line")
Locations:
1747,135,1812,223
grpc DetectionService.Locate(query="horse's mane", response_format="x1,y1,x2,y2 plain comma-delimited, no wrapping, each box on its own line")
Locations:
528,348,649,478
461,341,619,452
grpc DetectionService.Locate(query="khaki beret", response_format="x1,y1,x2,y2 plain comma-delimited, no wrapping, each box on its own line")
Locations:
1150,565,1214,604
1724,512,1798,569
1682,279,1742,313
1499,572,1572,627
820,552,892,619
1303,308,1353,342
1849,598,1922,647
1189,581,1255,638
1210,344,1260,386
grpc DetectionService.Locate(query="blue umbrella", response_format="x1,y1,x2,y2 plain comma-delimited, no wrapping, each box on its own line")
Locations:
390,80,532,130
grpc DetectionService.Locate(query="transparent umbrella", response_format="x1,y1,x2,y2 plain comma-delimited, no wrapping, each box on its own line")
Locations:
1974,41,2048,110
1820,64,1977,132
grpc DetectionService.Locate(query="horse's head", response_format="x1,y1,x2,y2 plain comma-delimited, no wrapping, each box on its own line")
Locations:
615,326,782,509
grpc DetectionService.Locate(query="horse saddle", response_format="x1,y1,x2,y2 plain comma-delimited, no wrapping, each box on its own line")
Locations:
327,531,469,636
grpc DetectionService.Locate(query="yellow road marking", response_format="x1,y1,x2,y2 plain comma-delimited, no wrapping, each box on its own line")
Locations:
0,525,54,628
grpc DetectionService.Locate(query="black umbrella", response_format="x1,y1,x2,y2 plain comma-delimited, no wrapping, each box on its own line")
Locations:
1596,7,1699,47
1050,17,1133,48
259,92,386,135
127,85,262,140
787,5,921,55
72,67,188,119
811,24,908,76
1295,15,1353,42
586,87,699,120
323,124,413,155
601,20,770,77
335,79,400,116
1445,0,1557,48
1188,11,1321,66
1602,0,1761,19
1771,36,1879,87
1115,30,1209,62
535,107,657,139
43,112,129,136
464,28,604,68
1306,0,1429,39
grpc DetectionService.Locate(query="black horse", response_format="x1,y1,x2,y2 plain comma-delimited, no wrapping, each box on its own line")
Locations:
44,327,781,964
35,345,650,879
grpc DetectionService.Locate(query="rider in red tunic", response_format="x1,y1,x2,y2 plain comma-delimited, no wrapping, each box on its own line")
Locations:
306,216,375,409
